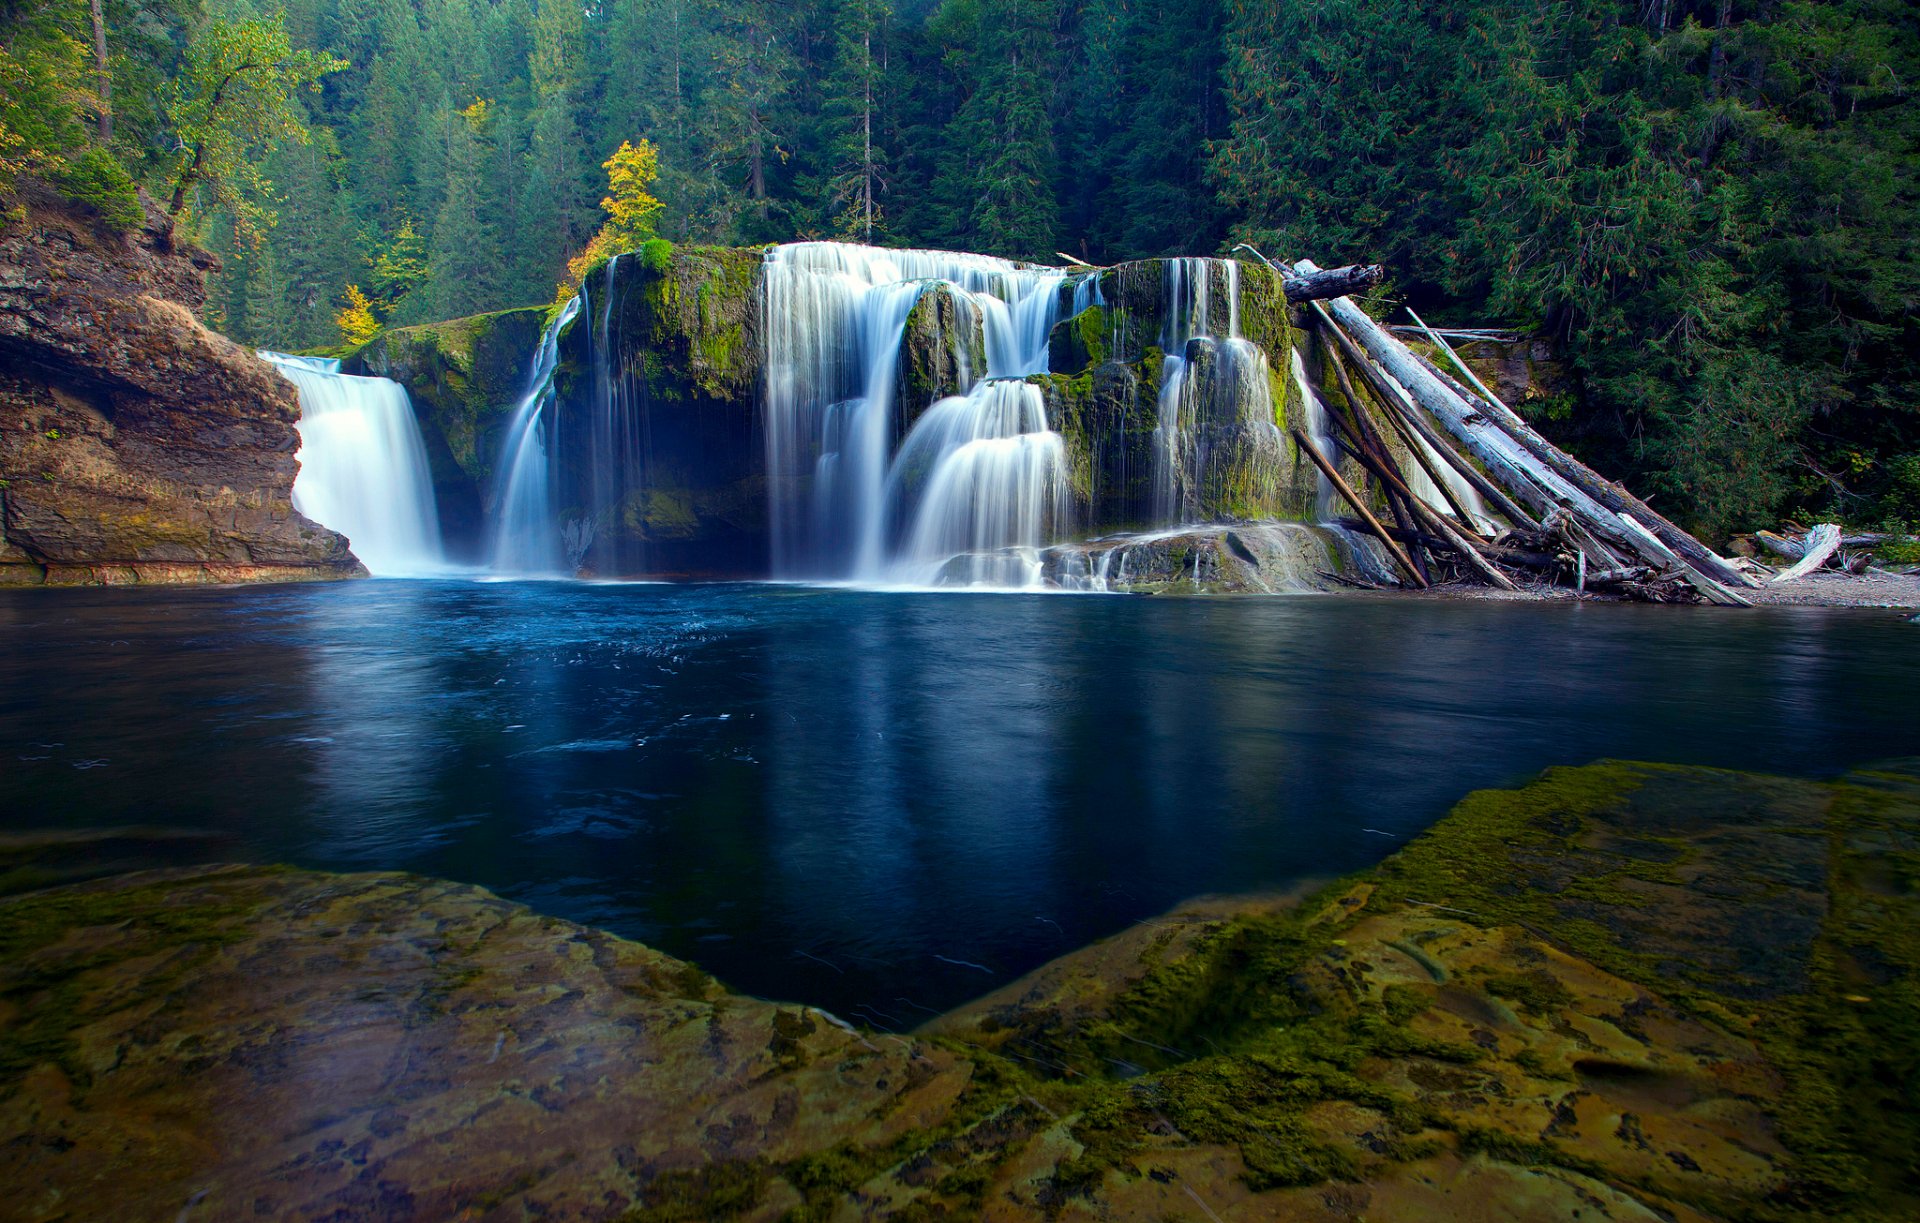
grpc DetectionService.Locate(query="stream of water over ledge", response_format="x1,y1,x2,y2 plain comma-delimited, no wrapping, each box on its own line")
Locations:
3,582,1916,1021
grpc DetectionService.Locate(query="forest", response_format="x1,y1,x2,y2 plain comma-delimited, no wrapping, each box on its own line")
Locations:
2,0,1916,539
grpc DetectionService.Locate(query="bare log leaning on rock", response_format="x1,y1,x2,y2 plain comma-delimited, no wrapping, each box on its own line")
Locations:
1297,261,1752,608
1290,427,1429,588
1405,308,1761,594
1305,395,1521,592
1771,524,1842,583
1282,263,1385,305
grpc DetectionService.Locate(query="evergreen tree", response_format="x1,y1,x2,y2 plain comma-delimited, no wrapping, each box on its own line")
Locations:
819,0,890,241
425,96,502,319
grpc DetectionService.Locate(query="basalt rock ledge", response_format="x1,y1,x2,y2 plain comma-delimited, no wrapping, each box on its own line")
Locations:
0,184,361,586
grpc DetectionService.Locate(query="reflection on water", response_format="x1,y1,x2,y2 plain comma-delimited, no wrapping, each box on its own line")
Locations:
1,582,1916,1018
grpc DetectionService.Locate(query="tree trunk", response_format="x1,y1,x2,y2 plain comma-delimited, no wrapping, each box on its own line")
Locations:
1404,307,1760,591
90,0,111,143
1316,309,1541,530
1301,261,1752,606
1289,427,1428,588
1771,524,1842,582
1281,264,1384,305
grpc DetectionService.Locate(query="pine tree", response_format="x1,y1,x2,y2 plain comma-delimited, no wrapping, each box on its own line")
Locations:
425,97,502,319
820,0,891,242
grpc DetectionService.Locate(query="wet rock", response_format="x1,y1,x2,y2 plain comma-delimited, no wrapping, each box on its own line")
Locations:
898,282,985,427
5,761,1917,1219
1042,522,1399,593
347,307,546,560
0,866,975,1221
0,182,361,585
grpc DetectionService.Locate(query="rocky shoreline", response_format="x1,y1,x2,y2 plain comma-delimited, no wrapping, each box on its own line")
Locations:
3,759,1914,1220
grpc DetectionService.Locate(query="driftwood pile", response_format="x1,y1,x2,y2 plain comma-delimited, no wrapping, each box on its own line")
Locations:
1275,257,1768,606
1746,525,1910,580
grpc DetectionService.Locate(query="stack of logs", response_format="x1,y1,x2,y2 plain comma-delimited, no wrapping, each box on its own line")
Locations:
1278,259,1763,606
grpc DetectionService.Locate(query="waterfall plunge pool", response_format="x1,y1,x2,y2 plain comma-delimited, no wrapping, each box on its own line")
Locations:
2,580,1915,1022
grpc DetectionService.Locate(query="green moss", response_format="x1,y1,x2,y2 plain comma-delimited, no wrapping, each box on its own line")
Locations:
1478,970,1573,1016
621,1160,770,1221
0,868,278,1089
640,236,674,273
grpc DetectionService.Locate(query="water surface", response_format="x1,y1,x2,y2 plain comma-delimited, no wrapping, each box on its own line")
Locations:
3,581,1914,1022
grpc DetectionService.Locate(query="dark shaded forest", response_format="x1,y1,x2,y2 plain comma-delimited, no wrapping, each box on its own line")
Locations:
3,0,1917,537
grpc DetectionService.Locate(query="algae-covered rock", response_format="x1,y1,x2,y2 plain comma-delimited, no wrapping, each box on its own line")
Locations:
898,282,984,427
4,761,1918,1219
546,244,768,577
347,305,547,559
0,865,983,1221
1040,522,1394,593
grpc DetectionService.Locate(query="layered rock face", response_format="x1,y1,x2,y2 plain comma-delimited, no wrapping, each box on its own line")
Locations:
0,187,361,585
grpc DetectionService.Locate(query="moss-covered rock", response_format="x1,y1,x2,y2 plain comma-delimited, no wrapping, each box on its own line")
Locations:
346,306,548,559
545,244,768,577
7,761,1917,1219
897,282,984,427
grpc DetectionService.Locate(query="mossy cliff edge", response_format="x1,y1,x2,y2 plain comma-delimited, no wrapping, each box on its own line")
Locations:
0,184,362,586
347,307,548,560
3,759,1914,1220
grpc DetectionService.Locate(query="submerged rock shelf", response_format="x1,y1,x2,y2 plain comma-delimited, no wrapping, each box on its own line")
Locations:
4,760,1916,1220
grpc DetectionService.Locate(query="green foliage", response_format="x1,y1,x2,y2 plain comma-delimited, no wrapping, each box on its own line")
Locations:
162,11,346,242
51,145,142,228
1213,0,1920,540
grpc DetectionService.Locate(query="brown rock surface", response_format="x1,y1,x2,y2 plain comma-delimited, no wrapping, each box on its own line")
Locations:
0,184,362,585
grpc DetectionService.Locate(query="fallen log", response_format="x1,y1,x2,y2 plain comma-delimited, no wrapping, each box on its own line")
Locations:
1282,263,1385,305
1315,311,1541,531
1299,349,1432,582
1319,333,1480,532
1307,415,1520,592
1404,307,1760,593
1771,524,1842,583
1302,263,1751,607
1290,426,1427,588
1756,530,1805,561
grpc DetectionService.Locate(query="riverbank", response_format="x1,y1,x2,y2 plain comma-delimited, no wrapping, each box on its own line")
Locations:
3,759,1913,1220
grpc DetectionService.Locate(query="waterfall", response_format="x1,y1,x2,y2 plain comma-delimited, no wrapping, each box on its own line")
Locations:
489,294,582,575
1151,258,1281,525
262,352,444,577
1290,347,1339,522
885,380,1069,586
761,241,1068,585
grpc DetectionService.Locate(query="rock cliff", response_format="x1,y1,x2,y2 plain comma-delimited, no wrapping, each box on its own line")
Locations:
0,184,361,585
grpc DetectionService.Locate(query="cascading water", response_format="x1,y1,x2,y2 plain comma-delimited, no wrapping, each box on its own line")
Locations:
261,352,444,577
887,380,1069,586
761,241,1070,585
1151,258,1284,525
489,294,581,575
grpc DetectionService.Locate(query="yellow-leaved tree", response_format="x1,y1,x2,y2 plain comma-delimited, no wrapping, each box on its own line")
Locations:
561,139,664,296
334,285,380,346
